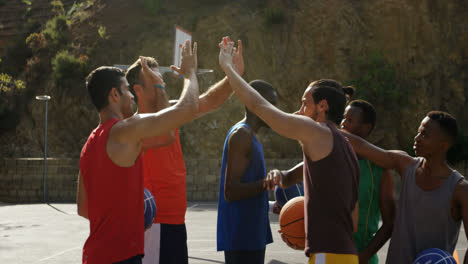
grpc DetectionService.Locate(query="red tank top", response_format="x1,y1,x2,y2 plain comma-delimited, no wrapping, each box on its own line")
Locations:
143,129,187,224
80,118,144,264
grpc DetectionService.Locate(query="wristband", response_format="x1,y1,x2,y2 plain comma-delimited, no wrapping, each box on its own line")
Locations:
154,84,166,91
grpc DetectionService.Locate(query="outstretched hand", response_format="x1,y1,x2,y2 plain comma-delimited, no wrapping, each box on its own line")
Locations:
170,39,198,77
218,36,237,72
232,40,244,76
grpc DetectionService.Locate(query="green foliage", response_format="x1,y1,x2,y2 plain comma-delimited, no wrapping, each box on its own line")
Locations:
52,50,88,87
142,0,162,15
0,74,26,93
51,0,65,16
264,7,286,28
447,130,468,165
21,0,32,5
98,26,109,39
26,32,47,52
42,15,70,51
348,50,406,107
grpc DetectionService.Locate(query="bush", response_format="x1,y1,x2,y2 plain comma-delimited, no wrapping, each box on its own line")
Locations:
52,50,87,87
264,7,286,28
26,32,47,53
348,50,407,108
142,0,161,15
42,15,70,52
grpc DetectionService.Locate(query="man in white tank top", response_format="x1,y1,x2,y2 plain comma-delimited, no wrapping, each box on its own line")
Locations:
344,111,468,263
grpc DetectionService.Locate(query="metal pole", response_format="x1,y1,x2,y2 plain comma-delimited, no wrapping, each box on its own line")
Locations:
36,95,50,204
44,100,48,203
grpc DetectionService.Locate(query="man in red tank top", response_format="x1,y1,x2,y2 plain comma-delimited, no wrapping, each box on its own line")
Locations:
76,40,200,264
125,37,245,264
218,37,360,263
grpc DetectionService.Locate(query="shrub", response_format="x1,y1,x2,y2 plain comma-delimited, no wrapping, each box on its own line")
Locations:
264,7,286,28
42,15,70,51
52,50,87,87
348,50,407,108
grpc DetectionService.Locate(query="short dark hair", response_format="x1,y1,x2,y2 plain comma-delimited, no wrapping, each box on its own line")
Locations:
310,79,354,125
85,66,125,111
125,57,159,103
245,80,276,114
349,100,377,132
427,111,458,144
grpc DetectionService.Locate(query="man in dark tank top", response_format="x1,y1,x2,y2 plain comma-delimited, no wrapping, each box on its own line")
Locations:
344,111,468,263
218,37,361,263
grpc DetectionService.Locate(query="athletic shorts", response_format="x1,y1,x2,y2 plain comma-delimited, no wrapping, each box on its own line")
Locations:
142,223,188,264
308,253,358,264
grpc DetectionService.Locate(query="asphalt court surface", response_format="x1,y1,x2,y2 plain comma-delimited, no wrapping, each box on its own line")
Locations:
0,202,466,263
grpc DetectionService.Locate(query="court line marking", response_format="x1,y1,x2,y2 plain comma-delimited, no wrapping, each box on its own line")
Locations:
38,246,81,262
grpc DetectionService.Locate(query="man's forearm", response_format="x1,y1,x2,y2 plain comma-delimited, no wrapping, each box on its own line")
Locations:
197,77,233,116
175,72,199,115
359,224,393,260
154,87,171,111
225,180,265,202
281,162,304,188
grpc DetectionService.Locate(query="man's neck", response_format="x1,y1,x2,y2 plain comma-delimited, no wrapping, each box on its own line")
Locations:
99,107,123,125
421,155,452,179
137,101,157,114
244,116,262,134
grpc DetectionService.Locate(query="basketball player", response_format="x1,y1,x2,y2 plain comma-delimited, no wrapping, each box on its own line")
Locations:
217,79,278,264
218,36,360,263
341,100,396,264
76,40,198,264
126,37,244,264
343,111,468,264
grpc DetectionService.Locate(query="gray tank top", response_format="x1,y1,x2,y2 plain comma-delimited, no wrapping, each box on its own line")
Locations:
386,157,463,263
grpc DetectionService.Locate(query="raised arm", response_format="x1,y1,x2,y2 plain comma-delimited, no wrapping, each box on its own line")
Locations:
171,39,244,118
141,72,175,151
111,40,199,147
218,37,328,147
341,130,414,176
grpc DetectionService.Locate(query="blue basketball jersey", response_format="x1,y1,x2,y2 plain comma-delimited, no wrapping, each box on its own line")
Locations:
217,123,273,251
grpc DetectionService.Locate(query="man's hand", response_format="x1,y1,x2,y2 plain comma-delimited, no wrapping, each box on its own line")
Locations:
232,39,244,76
263,171,277,190
170,39,198,77
267,169,284,188
278,230,304,251
140,56,164,87
218,36,236,72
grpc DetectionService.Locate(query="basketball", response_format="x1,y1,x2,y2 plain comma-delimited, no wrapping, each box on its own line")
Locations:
279,196,305,249
144,188,157,230
454,250,460,264
413,248,457,264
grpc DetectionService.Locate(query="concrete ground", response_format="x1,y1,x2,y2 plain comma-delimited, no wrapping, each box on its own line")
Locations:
0,202,466,264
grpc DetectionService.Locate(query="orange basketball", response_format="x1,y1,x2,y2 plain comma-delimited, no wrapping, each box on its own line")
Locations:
279,196,305,249
453,250,459,264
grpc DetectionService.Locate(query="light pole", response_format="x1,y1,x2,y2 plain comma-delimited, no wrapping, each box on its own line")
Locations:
35,95,51,203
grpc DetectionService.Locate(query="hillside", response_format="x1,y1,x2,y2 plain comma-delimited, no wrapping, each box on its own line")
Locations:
0,0,467,160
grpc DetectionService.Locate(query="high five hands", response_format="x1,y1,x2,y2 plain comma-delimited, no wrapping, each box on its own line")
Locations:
219,36,244,75
171,39,198,77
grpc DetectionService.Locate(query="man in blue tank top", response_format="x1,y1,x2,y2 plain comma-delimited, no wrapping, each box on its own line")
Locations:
217,80,278,264
344,111,468,263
